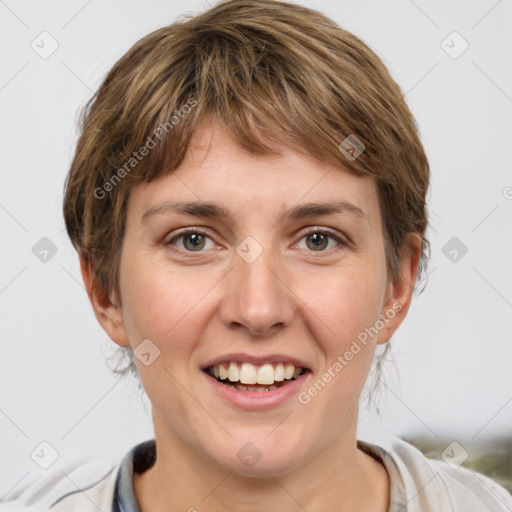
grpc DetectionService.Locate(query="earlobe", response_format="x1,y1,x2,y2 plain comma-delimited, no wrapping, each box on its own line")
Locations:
79,256,131,348
376,233,423,345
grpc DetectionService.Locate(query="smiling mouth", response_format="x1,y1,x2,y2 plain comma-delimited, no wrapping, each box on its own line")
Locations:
204,361,310,392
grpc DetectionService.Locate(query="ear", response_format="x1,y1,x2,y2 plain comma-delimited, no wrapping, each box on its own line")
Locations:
79,256,131,348
376,233,423,345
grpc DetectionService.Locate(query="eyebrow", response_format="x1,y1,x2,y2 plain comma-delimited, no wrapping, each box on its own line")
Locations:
141,200,368,223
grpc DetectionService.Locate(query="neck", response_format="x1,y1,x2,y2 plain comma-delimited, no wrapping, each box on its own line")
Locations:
134,408,389,512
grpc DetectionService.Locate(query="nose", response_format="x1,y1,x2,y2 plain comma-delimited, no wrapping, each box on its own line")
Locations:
219,246,296,337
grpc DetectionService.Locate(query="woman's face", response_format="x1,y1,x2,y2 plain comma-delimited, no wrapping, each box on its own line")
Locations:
92,120,418,477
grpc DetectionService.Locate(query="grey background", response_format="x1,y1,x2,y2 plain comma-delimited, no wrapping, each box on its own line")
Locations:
1,0,511,495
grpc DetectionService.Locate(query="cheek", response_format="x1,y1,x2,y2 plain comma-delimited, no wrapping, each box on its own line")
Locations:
300,262,385,351
296,267,384,419
120,257,216,355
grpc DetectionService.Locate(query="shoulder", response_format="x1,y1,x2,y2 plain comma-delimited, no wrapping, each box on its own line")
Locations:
359,436,512,512
391,437,512,511
358,437,512,512
0,456,119,512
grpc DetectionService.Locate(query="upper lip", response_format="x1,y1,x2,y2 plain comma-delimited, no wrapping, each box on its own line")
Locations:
201,353,312,371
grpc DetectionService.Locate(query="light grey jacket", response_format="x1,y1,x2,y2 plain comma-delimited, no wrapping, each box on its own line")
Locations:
1,437,511,511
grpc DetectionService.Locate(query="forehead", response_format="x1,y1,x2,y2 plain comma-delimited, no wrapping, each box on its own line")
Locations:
127,120,381,230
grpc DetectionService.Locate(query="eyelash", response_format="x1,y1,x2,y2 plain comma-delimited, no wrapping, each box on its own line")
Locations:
165,227,348,255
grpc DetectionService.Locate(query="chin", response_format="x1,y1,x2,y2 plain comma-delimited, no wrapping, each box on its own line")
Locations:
229,453,303,479
206,433,310,479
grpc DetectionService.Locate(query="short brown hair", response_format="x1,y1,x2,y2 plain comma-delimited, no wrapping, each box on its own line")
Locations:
64,0,430,370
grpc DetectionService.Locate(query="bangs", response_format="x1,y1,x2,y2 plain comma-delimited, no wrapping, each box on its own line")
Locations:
99,15,402,190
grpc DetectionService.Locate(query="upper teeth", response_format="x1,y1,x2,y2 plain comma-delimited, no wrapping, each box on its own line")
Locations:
211,362,302,385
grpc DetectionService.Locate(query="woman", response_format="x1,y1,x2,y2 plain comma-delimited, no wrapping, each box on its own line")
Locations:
3,1,510,510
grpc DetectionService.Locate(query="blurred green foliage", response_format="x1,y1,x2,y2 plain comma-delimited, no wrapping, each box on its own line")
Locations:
404,436,512,493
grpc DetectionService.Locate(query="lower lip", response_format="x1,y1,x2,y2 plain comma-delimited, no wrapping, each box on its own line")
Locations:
201,370,311,411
